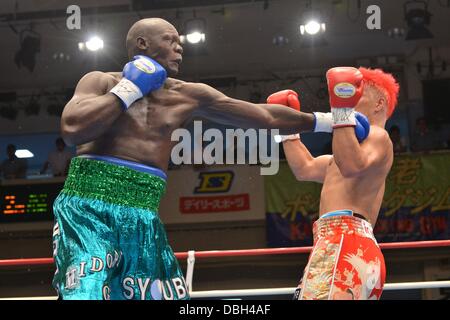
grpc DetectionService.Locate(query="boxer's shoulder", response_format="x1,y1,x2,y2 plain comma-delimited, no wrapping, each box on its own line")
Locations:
164,77,186,90
165,79,212,98
367,126,390,143
76,71,119,92
80,70,116,81
366,126,393,165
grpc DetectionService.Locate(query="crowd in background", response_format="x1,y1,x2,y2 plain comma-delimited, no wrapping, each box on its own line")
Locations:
0,138,73,180
389,117,449,154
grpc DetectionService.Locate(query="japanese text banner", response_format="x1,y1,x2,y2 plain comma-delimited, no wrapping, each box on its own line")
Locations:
265,152,450,247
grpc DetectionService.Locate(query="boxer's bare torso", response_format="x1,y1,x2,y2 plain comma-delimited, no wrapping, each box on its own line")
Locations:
283,125,393,226
319,127,393,225
75,72,202,171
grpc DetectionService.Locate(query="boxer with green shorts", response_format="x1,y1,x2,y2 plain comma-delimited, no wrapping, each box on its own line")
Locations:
57,17,334,300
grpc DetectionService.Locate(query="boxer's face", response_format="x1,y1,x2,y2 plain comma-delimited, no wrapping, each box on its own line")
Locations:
145,25,183,76
355,86,385,119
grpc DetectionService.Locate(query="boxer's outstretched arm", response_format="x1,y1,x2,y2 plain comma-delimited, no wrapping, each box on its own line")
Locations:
332,127,392,178
283,139,331,183
61,71,123,146
191,83,315,134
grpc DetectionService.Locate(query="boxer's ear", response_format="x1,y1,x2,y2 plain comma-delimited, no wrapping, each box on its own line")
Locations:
374,97,386,114
136,36,149,50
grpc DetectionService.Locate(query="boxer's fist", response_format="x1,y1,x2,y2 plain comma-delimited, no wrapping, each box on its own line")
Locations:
110,55,167,109
326,67,364,128
267,90,301,143
354,112,370,143
326,67,363,108
267,90,301,111
123,55,167,95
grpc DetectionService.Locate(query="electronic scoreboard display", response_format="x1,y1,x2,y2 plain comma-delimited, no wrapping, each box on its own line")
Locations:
0,179,64,223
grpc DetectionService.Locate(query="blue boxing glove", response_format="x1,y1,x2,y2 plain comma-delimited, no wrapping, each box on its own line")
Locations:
110,55,167,109
354,112,370,142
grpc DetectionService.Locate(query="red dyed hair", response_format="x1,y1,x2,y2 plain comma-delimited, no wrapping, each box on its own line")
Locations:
359,67,400,118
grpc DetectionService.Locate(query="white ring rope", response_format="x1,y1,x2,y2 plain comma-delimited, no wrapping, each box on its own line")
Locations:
1,280,449,300
189,281,450,298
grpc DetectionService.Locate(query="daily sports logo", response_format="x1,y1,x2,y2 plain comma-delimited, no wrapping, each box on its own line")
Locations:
334,82,356,98
181,170,248,214
194,171,234,194
133,58,156,74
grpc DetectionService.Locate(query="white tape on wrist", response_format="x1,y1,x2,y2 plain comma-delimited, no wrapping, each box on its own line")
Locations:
110,78,143,109
331,108,356,128
274,134,300,144
313,112,333,133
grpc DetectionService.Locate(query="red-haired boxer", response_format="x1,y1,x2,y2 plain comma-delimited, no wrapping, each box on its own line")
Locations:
267,67,400,300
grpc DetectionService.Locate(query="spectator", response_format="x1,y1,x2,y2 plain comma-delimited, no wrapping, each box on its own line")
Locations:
389,125,407,153
411,117,440,152
41,138,73,177
0,144,28,179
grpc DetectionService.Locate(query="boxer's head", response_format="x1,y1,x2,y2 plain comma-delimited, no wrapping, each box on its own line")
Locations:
126,18,183,76
355,68,399,123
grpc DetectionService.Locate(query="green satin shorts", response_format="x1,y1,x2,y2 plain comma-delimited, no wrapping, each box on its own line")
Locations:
52,156,189,300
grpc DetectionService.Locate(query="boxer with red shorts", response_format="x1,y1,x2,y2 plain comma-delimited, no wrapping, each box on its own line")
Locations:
297,210,385,300
267,67,400,300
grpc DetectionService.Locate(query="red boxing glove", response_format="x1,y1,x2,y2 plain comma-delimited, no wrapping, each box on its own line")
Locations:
267,90,301,143
326,67,364,128
267,90,301,111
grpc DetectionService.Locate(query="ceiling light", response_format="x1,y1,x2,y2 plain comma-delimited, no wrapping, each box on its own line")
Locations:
16,149,34,158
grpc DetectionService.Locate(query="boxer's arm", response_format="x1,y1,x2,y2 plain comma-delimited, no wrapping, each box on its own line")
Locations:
61,71,123,146
332,127,391,178
191,83,315,134
283,139,332,183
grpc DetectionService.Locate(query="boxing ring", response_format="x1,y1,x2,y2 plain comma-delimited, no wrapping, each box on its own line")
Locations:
0,239,449,300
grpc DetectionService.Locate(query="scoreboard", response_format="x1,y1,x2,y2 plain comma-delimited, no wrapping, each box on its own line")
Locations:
0,178,64,223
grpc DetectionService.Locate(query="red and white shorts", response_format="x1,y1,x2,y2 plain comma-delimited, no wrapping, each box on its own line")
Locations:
294,214,386,300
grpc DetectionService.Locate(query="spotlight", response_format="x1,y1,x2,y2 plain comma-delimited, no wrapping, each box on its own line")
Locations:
85,36,104,51
404,1,433,40
300,9,326,36
300,20,326,35
298,11,328,47
180,18,206,45
78,36,104,52
14,28,41,72
185,31,205,44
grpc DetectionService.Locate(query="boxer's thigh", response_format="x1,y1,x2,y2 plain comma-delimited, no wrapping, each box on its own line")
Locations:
52,193,121,300
115,208,189,300
297,236,343,300
330,235,386,300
